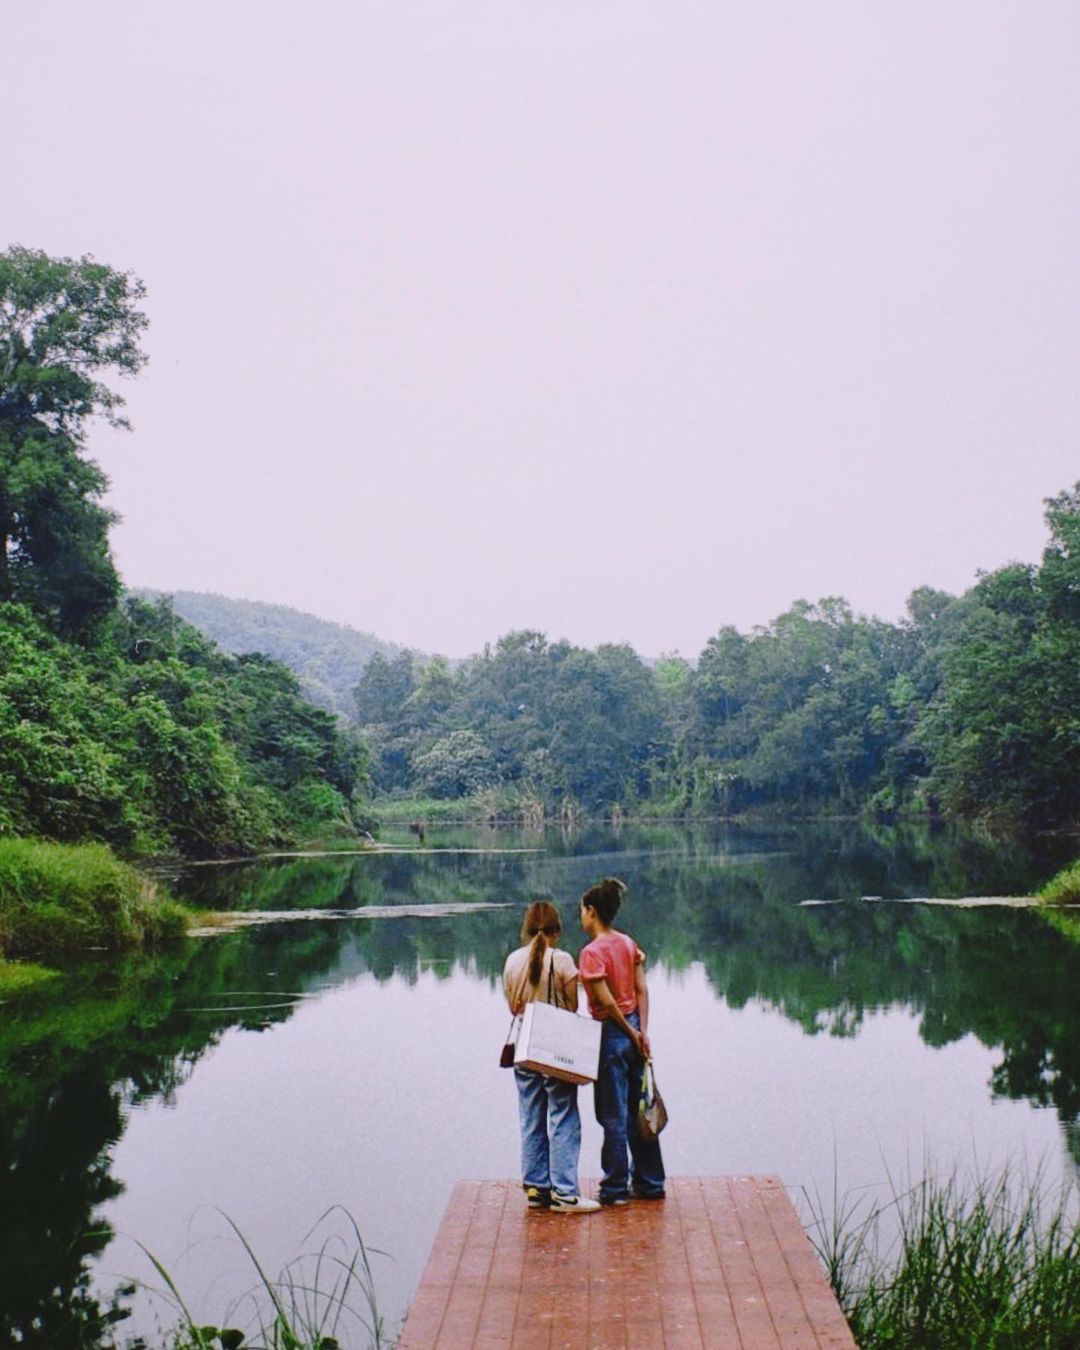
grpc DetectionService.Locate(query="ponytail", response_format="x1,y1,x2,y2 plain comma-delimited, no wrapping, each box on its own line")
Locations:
520,897,562,988
527,931,546,987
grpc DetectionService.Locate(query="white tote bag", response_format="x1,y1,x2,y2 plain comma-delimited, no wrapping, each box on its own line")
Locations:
515,1001,601,1084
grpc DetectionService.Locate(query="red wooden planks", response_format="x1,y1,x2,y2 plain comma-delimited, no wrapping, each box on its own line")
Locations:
396,1178,857,1349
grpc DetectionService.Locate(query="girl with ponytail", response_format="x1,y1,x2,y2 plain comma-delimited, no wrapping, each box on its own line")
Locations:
502,899,599,1214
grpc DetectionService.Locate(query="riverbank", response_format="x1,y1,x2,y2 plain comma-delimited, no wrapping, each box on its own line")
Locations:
0,839,187,982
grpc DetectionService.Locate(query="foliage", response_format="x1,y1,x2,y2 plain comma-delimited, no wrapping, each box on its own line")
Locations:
3,822,1080,1339
0,838,186,957
412,728,496,797
909,490,1080,828
0,245,369,857
341,483,1080,830
141,1208,389,1350
354,631,661,812
9,246,1080,838
0,245,147,639
0,957,58,994
807,1166,1080,1349
1039,860,1080,906
142,590,417,720
0,597,369,857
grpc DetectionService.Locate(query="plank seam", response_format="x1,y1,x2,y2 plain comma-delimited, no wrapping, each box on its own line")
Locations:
701,1176,745,1350
729,1176,782,1350
762,1182,825,1350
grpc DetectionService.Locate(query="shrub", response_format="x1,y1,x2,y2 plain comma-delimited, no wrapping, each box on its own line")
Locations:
1040,859,1080,906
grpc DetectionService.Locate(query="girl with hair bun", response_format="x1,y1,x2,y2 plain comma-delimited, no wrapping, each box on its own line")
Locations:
578,877,666,1206
503,899,600,1214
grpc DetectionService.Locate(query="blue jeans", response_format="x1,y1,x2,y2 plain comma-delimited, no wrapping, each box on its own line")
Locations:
514,1068,582,1199
594,1012,666,1202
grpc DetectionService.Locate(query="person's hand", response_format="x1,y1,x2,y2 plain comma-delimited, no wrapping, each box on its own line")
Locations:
637,1029,651,1059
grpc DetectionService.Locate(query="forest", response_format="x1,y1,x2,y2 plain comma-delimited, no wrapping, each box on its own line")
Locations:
354,486,1080,831
0,246,367,857
3,241,1080,854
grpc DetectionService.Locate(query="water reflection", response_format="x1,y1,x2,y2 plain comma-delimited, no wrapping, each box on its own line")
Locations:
1,823,1078,1344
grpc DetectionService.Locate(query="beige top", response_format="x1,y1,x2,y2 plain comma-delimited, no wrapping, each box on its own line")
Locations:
503,944,578,1012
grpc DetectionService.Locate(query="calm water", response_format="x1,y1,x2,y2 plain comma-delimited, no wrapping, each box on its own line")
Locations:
2,822,1080,1345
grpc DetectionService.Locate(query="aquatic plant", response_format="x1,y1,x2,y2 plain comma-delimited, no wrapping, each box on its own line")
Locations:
805,1164,1080,1349
135,1208,391,1350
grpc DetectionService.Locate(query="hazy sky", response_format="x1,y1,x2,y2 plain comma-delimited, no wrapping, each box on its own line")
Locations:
5,2,1078,657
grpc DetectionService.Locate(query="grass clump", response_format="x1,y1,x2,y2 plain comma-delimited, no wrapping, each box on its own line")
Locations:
1039,858,1080,906
806,1166,1080,1349
0,838,188,959
137,1207,390,1350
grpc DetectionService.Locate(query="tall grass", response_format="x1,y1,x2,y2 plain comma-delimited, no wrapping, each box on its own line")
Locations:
1039,858,1080,906
805,1166,1080,1349
135,1208,391,1350
0,838,187,958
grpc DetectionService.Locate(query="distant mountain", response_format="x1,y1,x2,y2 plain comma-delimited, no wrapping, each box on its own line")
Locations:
135,590,416,719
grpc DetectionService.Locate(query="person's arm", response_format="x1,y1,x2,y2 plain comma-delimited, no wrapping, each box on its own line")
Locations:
583,976,647,1055
633,962,652,1060
554,950,579,1010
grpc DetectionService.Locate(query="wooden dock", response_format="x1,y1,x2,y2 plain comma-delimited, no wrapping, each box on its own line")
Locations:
397,1176,857,1348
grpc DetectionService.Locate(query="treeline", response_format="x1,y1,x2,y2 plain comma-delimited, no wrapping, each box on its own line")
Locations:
0,597,367,854
0,245,367,856
356,484,1080,831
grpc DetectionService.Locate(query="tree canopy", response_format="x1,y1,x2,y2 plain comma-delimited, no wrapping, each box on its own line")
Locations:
0,246,370,855
0,246,148,638
345,485,1080,831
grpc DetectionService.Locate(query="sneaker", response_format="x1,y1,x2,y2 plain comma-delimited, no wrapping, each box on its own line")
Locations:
525,1186,552,1210
599,1194,630,1208
550,1194,601,1214
630,1185,666,1200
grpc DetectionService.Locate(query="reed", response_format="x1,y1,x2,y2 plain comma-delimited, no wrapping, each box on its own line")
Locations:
136,1208,391,1350
805,1164,1080,1349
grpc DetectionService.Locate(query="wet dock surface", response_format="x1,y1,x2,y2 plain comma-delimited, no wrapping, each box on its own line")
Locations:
397,1176,857,1348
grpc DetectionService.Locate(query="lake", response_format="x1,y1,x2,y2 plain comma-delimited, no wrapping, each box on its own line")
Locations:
2,821,1079,1345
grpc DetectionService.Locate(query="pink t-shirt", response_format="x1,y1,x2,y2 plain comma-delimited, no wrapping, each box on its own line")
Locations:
578,931,644,1020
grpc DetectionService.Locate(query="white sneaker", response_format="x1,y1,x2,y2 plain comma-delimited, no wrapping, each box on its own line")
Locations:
550,1194,601,1214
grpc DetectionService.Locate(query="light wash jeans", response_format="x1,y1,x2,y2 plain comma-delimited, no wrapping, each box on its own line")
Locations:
514,1067,582,1199
594,1011,666,1202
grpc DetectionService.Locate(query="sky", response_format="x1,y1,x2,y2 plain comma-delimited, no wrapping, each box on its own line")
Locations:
4,2,1079,658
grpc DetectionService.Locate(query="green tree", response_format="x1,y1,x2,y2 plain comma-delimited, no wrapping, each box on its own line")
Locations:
413,728,496,797
0,246,147,638
915,488,1080,828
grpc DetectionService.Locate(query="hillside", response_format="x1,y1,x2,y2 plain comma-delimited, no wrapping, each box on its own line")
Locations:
137,590,415,719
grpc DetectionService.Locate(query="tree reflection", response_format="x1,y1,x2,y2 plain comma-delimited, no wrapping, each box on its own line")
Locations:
2,823,1079,1340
